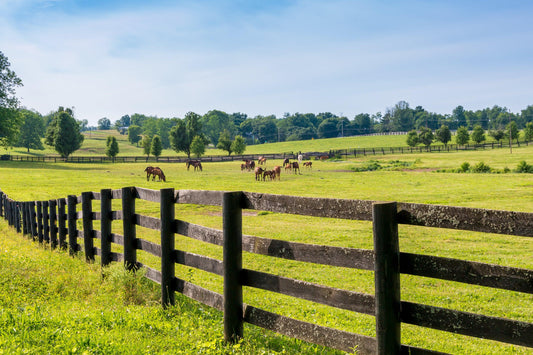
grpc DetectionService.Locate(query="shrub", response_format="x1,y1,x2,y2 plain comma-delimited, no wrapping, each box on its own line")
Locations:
459,162,470,173
515,161,533,173
471,162,491,173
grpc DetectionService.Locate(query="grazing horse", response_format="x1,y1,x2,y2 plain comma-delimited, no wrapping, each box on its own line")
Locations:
144,166,155,181
303,161,312,169
192,161,202,171
258,156,267,165
273,166,281,180
291,161,300,174
282,158,290,167
262,170,273,181
254,167,264,181
319,155,329,161
151,167,166,182
242,159,255,171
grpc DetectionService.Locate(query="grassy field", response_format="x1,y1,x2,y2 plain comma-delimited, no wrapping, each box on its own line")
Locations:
1,134,533,354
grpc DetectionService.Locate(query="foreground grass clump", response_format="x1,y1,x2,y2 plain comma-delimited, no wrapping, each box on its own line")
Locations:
0,223,343,354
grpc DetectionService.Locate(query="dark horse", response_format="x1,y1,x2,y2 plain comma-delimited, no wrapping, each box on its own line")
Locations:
186,160,202,171
144,166,155,181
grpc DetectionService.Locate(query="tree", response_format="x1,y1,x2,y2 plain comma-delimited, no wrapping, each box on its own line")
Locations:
435,125,451,146
231,135,246,155
150,135,163,159
142,136,152,159
128,125,142,146
418,127,434,147
471,125,485,144
317,118,339,138
98,117,111,130
169,112,206,158
202,110,234,146
505,121,519,143
0,51,23,148
456,126,470,145
105,136,119,161
489,129,505,143
17,109,45,152
452,106,467,130
406,130,419,147
190,135,206,158
216,129,233,155
524,122,533,142
45,108,84,158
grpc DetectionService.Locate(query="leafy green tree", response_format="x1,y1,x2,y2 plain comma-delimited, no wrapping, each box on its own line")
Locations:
128,125,142,146
17,109,45,152
45,108,84,158
231,135,246,155
150,135,163,158
190,135,206,158
391,101,415,131
317,118,339,138
169,112,206,158
471,125,485,144
216,129,233,155
435,125,451,146
456,126,470,145
418,127,434,147
98,117,111,130
0,51,23,148
505,121,519,143
489,129,505,143
202,110,234,146
452,106,467,130
406,130,419,147
142,136,152,159
523,122,533,141
105,136,119,161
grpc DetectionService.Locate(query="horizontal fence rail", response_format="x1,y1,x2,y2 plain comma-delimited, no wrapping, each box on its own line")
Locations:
0,187,532,354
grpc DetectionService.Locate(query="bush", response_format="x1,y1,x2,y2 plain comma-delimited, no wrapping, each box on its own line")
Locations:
515,161,533,173
459,162,470,173
471,162,491,173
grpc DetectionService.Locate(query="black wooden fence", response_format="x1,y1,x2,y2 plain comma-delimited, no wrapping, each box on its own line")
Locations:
1,187,532,354
1,138,530,164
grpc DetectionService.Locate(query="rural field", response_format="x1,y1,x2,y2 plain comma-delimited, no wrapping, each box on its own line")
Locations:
1,133,533,354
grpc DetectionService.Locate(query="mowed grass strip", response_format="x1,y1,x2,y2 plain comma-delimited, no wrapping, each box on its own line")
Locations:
1,144,532,353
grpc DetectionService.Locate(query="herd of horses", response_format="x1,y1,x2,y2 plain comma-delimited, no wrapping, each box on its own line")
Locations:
143,156,314,183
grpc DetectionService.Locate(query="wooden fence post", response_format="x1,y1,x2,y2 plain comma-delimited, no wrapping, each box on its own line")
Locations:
67,195,78,255
0,191,3,217
100,189,112,267
49,199,58,249
22,202,28,235
36,201,44,243
122,187,137,270
15,202,21,233
58,198,67,249
373,202,401,355
81,192,95,262
42,201,50,243
223,191,243,343
29,201,37,241
160,188,175,307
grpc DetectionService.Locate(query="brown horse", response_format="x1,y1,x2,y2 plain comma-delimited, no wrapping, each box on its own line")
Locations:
273,166,281,180
303,161,312,169
254,167,264,181
144,166,155,181
151,167,166,182
291,161,300,174
186,160,202,171
282,158,290,166
258,156,267,165
186,160,199,171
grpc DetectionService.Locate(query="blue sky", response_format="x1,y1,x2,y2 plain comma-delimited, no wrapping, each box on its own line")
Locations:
1,0,533,125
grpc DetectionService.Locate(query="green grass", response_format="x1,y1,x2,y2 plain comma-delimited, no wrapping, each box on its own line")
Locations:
1,138,533,354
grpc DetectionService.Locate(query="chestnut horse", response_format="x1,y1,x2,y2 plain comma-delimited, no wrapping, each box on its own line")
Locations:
258,156,267,165
144,166,155,181
151,167,166,182
254,167,264,181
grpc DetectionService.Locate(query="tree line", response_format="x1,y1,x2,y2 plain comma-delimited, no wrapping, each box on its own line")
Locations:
3,50,533,158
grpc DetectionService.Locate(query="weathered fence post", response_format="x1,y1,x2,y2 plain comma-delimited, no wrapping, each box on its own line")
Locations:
42,201,50,243
373,202,400,355
49,199,58,249
122,187,137,270
160,188,175,307
81,192,95,262
15,202,21,233
22,202,28,235
100,189,112,267
36,201,43,243
29,201,37,241
0,191,3,217
58,198,67,249
67,195,78,255
223,191,243,343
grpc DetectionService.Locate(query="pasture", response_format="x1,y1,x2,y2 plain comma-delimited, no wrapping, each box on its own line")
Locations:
1,142,533,353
